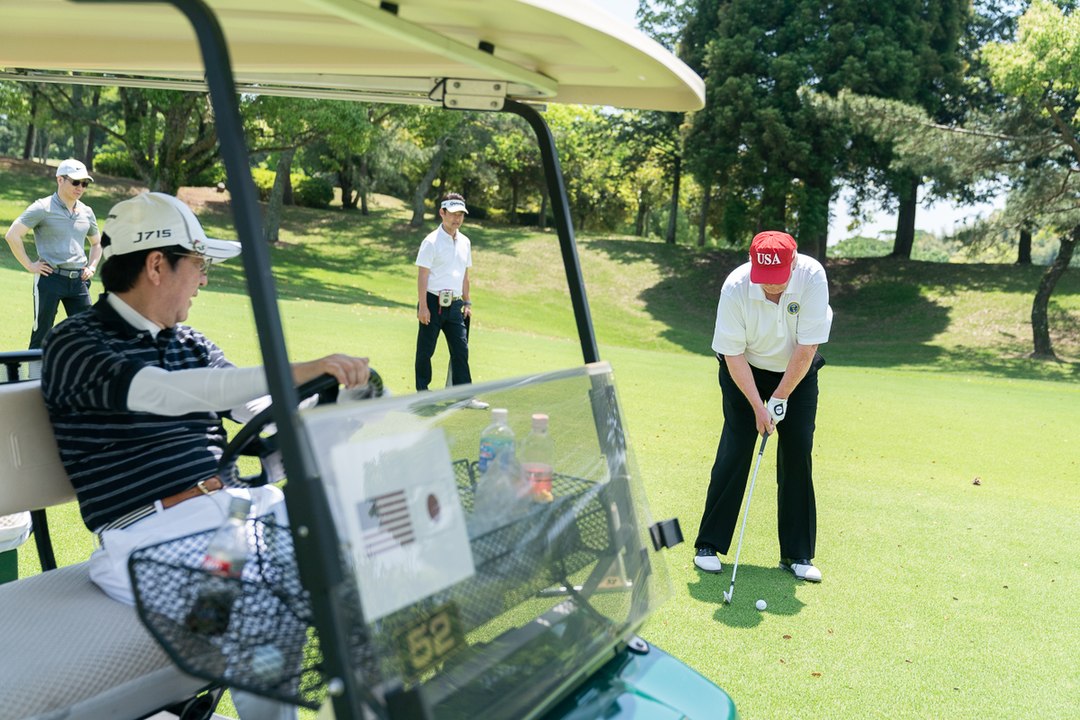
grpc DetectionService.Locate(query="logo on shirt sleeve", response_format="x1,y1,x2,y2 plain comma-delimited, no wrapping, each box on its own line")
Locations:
787,302,800,315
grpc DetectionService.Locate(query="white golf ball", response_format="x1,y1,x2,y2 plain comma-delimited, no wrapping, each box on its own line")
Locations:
251,643,285,681
755,599,767,611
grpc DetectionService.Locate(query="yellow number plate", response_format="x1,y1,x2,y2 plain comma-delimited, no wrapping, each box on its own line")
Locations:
395,603,465,679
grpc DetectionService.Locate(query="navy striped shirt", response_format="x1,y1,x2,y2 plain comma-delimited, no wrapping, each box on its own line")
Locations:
41,296,234,531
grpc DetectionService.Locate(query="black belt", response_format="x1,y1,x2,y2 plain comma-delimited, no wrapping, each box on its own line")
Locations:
55,268,84,279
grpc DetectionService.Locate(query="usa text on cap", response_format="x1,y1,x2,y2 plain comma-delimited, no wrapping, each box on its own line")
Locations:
749,231,797,284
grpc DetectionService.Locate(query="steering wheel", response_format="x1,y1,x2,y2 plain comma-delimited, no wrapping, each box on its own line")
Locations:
218,369,385,483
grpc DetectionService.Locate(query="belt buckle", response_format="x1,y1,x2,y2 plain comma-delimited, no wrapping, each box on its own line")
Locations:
438,289,454,307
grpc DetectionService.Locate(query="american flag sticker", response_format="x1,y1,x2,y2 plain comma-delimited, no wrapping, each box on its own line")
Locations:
358,490,415,557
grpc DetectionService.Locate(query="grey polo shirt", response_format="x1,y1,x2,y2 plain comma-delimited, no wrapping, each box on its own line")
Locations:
14,193,99,268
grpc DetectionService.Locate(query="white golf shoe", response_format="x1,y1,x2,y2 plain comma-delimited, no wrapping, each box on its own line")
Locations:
465,398,490,410
780,558,822,582
694,546,722,574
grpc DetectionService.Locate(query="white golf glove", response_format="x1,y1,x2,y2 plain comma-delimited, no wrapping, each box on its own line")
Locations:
766,396,787,425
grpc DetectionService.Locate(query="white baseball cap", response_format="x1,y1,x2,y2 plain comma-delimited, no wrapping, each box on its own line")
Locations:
102,192,241,262
440,198,468,214
56,158,93,182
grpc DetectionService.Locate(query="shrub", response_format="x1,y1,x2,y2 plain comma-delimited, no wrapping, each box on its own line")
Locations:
294,175,333,209
93,150,140,180
249,167,277,202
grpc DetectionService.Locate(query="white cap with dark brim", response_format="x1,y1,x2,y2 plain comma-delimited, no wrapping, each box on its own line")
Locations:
102,192,241,262
56,158,93,182
440,199,468,214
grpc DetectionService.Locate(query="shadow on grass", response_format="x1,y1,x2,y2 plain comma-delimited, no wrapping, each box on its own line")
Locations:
687,563,806,628
586,236,1080,382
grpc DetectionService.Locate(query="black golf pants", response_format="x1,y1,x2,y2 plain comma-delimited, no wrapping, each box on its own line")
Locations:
695,357,820,561
414,293,471,391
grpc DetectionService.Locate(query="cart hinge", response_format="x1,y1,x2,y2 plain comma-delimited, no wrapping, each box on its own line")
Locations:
440,78,507,111
649,518,683,551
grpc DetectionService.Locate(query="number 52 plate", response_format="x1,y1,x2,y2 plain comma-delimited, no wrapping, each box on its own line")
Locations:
394,603,466,680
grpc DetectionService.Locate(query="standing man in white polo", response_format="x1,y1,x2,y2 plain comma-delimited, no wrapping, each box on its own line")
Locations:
5,158,103,352
693,231,833,582
414,192,487,408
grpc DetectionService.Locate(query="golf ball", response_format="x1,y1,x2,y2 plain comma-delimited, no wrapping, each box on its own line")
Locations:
755,599,767,611
251,643,285,681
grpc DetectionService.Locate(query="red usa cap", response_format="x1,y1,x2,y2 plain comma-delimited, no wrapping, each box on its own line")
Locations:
749,231,797,284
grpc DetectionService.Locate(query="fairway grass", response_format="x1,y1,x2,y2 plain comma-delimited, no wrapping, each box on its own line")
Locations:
1,179,1077,719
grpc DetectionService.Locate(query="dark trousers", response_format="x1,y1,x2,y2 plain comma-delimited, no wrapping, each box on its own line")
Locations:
30,272,91,349
695,356,820,560
415,293,471,391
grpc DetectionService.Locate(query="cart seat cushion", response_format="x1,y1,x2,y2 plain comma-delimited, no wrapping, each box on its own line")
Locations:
0,561,209,720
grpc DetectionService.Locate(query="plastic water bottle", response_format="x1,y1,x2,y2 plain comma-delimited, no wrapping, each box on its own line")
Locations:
185,495,251,635
474,409,529,533
520,413,555,503
478,408,515,475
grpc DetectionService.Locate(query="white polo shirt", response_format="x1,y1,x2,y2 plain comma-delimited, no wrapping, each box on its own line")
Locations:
711,253,832,372
415,224,471,296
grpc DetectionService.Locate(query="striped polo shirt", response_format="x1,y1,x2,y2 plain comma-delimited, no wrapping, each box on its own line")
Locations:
41,295,235,531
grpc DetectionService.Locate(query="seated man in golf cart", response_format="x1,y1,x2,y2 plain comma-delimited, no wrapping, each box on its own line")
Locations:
40,191,371,720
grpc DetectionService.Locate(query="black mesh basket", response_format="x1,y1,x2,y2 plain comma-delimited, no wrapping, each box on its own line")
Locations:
129,460,619,709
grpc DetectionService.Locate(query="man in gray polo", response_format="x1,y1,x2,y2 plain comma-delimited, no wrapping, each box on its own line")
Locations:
5,158,103,351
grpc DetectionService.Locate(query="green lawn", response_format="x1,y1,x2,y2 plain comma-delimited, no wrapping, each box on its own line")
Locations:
1,161,1078,719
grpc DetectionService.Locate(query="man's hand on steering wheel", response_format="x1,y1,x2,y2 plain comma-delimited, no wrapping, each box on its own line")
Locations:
218,365,384,482
293,353,370,391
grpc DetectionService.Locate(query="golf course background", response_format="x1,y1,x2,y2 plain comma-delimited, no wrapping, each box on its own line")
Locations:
2,161,1077,719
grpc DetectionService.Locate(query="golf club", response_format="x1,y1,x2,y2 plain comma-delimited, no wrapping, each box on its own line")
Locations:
723,431,770,605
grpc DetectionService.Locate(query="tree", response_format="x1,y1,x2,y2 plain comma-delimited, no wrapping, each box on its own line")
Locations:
681,0,968,258
983,0,1080,359
810,0,1079,359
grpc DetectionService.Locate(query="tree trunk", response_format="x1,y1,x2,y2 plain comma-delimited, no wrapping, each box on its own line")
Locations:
635,195,648,237
85,88,101,171
1016,225,1032,265
509,182,519,224
283,171,294,206
697,184,712,247
409,136,450,227
891,175,919,259
22,86,38,161
1030,226,1077,360
759,167,787,232
265,146,296,245
70,85,87,162
665,155,682,245
359,154,370,215
804,185,831,261
539,190,548,231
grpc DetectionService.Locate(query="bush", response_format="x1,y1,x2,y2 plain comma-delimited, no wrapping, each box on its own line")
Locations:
294,175,333,209
93,150,140,180
249,167,277,202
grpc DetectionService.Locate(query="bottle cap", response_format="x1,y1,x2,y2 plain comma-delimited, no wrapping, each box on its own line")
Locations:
228,495,252,517
492,408,509,423
531,413,548,430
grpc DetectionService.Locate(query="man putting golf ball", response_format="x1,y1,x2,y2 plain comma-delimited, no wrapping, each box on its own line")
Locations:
693,231,833,586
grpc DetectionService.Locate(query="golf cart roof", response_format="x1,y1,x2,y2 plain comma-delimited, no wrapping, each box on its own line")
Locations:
0,0,704,112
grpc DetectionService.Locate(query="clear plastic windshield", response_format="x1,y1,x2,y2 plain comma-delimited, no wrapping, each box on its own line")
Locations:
302,361,672,718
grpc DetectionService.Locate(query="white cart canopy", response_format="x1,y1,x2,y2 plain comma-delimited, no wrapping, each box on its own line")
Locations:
0,0,704,111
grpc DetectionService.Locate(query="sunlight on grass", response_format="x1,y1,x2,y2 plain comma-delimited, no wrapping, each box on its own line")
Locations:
1,166,1077,720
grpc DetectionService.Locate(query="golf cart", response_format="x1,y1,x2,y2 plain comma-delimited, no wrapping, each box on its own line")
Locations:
0,1,736,718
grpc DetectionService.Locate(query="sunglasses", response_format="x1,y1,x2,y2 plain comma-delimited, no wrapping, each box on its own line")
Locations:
66,178,91,188
176,253,212,275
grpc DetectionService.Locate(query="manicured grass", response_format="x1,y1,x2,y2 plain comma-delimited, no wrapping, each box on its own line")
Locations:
1,161,1077,719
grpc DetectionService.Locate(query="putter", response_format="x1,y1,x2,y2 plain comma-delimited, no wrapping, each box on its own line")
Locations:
723,431,770,605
